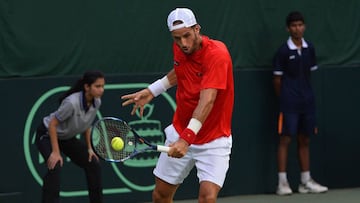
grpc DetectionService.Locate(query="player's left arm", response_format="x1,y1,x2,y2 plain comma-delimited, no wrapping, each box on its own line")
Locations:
273,75,281,97
169,88,217,158
309,44,318,71
309,44,320,100
192,88,218,123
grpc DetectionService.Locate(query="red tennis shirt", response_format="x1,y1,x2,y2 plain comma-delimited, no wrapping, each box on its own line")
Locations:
172,36,234,144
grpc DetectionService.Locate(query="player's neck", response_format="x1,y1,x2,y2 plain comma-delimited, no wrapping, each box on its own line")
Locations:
291,37,303,48
84,93,94,107
194,35,203,51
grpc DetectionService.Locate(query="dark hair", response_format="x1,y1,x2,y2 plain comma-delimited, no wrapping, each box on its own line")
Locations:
59,70,104,103
286,11,305,27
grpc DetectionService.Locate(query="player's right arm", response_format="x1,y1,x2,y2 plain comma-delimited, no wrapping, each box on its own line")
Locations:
168,88,218,158
165,69,177,86
273,75,281,97
273,48,285,98
121,69,176,117
47,117,63,169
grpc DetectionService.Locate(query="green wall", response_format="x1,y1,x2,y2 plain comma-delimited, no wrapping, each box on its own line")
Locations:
1,0,360,77
1,0,360,202
1,67,360,202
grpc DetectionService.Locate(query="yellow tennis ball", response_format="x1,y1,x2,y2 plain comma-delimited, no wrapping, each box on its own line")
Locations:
111,137,124,151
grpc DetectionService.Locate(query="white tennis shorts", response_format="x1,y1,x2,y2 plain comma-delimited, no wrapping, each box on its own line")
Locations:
153,124,232,187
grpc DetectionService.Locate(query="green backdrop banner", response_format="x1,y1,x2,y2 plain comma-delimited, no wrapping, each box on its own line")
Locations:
1,68,360,202
1,0,360,77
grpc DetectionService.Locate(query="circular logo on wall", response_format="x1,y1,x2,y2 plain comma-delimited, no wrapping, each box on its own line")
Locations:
23,84,176,197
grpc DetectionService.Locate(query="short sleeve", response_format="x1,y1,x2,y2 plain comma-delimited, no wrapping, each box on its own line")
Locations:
55,98,74,122
273,47,286,76
309,44,318,71
201,55,231,90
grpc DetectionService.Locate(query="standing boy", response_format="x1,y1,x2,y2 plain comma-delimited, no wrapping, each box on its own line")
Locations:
273,11,328,195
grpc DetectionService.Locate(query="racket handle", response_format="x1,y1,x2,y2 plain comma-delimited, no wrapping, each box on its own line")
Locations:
157,145,170,153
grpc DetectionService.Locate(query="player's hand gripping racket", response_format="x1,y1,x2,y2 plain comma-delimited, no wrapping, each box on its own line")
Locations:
90,117,170,162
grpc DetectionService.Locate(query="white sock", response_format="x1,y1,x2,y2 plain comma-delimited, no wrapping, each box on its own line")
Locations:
278,172,288,184
301,171,311,184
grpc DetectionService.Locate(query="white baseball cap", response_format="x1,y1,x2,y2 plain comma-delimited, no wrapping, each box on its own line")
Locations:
167,8,197,31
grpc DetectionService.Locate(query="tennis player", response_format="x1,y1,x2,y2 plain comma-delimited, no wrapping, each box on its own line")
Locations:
121,7,234,203
273,11,328,195
35,70,104,203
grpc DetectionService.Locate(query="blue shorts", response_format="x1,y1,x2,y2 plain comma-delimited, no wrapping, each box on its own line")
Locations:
277,112,317,136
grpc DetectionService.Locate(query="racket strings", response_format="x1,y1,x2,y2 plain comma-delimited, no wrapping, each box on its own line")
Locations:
92,119,136,161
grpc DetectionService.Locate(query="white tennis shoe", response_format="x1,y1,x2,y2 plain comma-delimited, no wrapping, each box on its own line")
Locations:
298,179,328,194
276,182,293,195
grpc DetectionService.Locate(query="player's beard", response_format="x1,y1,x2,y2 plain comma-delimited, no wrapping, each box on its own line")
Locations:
186,33,202,54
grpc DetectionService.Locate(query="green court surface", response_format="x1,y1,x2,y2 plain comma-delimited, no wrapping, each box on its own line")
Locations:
155,188,360,203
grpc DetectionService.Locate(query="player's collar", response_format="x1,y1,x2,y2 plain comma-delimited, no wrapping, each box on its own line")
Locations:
287,37,308,50
81,91,95,112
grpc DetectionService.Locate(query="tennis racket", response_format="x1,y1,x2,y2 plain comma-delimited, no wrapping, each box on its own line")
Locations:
90,117,170,162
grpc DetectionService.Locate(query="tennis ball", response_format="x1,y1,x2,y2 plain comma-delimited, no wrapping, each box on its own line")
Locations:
111,137,124,151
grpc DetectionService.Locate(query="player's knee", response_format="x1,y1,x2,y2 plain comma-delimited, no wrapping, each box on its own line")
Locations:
198,193,217,203
87,159,101,172
152,190,166,203
198,181,220,203
298,134,310,146
279,136,291,145
152,189,163,202
152,188,172,203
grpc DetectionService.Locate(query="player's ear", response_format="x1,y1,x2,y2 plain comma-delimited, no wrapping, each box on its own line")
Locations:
194,24,201,33
84,83,90,92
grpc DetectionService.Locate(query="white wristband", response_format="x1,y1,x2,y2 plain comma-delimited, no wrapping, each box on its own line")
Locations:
161,75,172,89
187,118,202,134
148,76,171,97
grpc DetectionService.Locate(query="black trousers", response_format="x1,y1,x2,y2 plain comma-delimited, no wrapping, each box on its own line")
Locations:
35,124,103,203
